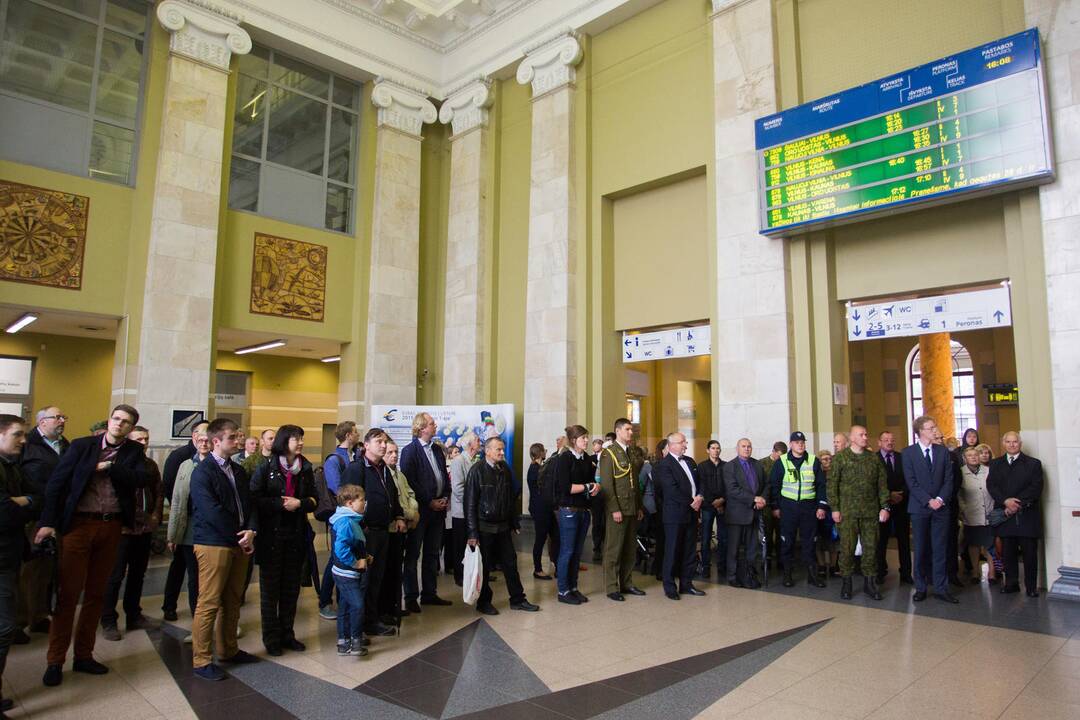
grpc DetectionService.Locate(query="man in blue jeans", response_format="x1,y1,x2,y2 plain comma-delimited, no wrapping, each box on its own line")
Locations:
318,421,359,621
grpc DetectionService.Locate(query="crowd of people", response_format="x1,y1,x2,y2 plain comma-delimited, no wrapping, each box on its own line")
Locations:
0,403,1046,714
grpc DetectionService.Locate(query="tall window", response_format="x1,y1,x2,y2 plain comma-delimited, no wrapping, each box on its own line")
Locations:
229,45,359,233
908,340,976,440
0,0,151,184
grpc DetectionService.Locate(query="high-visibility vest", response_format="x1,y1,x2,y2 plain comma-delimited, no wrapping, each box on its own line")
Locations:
780,453,817,501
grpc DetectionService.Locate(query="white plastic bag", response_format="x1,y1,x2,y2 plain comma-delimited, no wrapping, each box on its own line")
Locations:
462,544,483,606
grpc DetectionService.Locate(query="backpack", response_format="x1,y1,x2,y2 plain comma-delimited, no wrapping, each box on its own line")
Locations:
314,453,346,522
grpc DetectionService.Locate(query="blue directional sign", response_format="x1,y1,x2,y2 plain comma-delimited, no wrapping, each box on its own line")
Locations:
623,323,712,363
847,285,1012,341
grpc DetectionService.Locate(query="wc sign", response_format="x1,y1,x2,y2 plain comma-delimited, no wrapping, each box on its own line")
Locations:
847,285,1012,341
623,324,712,363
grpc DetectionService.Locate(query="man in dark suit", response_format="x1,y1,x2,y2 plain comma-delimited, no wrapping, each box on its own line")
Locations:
722,438,768,588
160,418,209,622
987,432,1043,597
35,404,150,687
398,412,452,613
653,432,705,600
188,418,260,681
900,415,957,603
875,430,912,584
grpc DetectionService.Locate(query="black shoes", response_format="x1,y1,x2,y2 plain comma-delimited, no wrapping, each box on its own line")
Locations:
807,566,826,588
1001,584,1021,594
948,575,964,589
193,664,226,681
622,586,646,596
510,600,540,612
557,593,581,605
665,590,680,600
782,570,795,587
42,664,62,686
405,599,422,613
421,595,453,606
572,590,589,603
607,592,625,601
266,646,283,657
912,590,927,602
365,623,397,637
73,658,109,675
12,629,29,645
682,586,706,597
533,571,552,580
840,578,853,600
162,609,179,622
899,574,914,585
222,650,260,664
936,592,960,604
1026,589,1039,598
864,577,883,601
476,604,499,616
728,579,745,588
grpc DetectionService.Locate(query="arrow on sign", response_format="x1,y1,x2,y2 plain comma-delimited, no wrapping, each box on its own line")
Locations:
624,338,633,346
853,326,862,337
625,351,632,360
852,310,861,321
993,310,1004,323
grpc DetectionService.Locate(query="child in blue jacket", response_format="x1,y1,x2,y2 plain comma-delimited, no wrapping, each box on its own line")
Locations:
329,484,371,656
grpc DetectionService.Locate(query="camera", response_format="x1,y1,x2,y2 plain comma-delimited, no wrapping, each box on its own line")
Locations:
31,535,58,558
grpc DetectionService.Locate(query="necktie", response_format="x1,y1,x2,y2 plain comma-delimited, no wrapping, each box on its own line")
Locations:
424,443,444,495
924,447,932,472
1008,455,1014,465
886,453,894,472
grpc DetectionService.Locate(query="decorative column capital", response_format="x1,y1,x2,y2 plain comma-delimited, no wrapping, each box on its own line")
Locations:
516,31,583,97
372,78,438,138
156,0,251,72
438,78,494,136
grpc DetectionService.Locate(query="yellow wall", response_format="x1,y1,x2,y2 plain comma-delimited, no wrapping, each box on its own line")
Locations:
0,332,115,438
417,122,450,404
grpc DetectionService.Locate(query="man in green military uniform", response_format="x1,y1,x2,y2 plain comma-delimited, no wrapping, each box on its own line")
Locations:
599,418,645,601
828,425,890,600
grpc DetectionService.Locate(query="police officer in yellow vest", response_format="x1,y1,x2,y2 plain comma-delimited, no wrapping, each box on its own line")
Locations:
769,431,828,588
598,418,645,601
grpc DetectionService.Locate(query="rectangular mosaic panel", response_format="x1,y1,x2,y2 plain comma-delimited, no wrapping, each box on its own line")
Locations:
250,232,326,322
0,179,88,290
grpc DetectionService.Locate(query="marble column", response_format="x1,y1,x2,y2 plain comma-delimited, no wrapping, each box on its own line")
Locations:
437,79,493,404
1025,0,1080,599
517,33,583,455
918,333,955,439
347,79,435,421
710,0,792,453
112,0,250,441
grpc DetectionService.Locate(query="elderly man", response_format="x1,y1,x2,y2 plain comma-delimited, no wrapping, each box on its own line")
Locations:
833,432,849,454
653,432,706,600
988,432,1043,597
722,438,768,588
399,413,452,612
449,431,479,586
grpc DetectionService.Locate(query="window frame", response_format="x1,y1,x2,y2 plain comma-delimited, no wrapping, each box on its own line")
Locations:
907,340,977,442
228,43,360,235
0,0,154,185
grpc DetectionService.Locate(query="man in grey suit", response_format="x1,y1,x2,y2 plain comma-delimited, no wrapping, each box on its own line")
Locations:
722,438,769,588
900,415,958,604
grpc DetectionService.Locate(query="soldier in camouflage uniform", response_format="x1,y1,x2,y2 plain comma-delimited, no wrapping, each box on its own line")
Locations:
827,425,891,600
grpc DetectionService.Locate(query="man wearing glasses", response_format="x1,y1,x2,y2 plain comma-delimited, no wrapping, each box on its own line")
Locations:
17,408,70,642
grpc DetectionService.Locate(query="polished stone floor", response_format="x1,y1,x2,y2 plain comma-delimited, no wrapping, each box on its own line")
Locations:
5,533,1080,720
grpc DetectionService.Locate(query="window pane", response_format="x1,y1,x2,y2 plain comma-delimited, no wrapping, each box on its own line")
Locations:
237,43,268,79
271,53,328,98
48,0,102,18
266,86,325,175
89,121,133,183
911,377,922,399
326,184,351,232
332,77,358,109
232,75,265,157
94,29,142,124
105,0,146,35
959,375,974,396
0,1,98,112
229,156,260,211
327,108,355,183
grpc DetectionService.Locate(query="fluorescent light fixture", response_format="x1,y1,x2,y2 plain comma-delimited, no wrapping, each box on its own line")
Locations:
234,339,286,355
5,313,38,334
321,355,341,363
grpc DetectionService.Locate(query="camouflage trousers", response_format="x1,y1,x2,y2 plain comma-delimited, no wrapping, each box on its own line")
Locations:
838,515,879,577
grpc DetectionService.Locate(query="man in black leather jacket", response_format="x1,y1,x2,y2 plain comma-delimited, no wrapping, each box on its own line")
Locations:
464,437,539,616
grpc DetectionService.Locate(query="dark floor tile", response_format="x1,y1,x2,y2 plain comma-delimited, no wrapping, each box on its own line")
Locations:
415,641,473,673
195,691,296,720
362,656,455,695
598,665,689,697
175,674,258,708
453,699,576,720
383,675,458,718
529,682,640,719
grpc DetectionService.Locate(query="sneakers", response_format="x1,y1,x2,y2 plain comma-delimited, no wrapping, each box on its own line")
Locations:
337,639,369,656
557,592,581,606
337,641,351,656
73,658,109,675
102,624,122,642
571,590,589,603
193,664,226,681
319,606,337,621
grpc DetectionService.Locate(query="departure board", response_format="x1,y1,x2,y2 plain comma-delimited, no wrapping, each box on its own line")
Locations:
754,29,1053,236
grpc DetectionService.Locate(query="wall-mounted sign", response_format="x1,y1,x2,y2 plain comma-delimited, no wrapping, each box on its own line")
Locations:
0,357,32,396
171,410,206,440
984,383,1019,406
622,324,711,363
846,285,1011,341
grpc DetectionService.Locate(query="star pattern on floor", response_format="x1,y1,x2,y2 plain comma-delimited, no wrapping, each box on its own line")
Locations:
148,617,829,719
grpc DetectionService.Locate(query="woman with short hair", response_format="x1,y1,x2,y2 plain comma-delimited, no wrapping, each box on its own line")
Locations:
553,426,597,604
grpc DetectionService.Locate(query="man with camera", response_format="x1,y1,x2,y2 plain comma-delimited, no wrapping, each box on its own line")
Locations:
0,414,42,717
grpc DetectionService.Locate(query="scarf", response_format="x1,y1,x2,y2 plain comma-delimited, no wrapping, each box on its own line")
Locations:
279,455,302,497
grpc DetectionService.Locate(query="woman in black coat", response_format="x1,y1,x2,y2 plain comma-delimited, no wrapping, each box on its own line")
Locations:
250,424,317,654
986,431,1043,597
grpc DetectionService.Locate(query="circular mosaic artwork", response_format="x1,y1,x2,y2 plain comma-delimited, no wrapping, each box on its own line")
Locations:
0,181,89,290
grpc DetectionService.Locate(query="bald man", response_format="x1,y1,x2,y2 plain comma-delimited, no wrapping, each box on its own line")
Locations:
653,433,705,599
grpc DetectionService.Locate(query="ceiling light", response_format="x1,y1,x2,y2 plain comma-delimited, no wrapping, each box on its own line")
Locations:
234,339,286,355
5,313,38,334
321,355,341,363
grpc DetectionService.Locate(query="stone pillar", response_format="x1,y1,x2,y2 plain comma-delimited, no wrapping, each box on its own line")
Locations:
112,0,250,441
710,0,792,452
437,79,493,404
517,33,583,455
1025,0,1080,599
917,333,955,439
354,79,436,418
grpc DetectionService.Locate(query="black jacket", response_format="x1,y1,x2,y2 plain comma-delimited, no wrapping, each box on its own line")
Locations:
163,440,197,502
343,455,403,530
987,453,1043,538
464,459,518,539
39,435,150,535
878,450,908,513
699,458,726,506
250,454,317,563
19,427,69,492
722,457,768,526
0,457,42,570
190,455,258,547
654,454,701,525
553,450,593,509
399,438,451,512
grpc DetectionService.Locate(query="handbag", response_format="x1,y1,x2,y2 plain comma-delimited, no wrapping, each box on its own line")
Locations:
987,508,1009,527
462,544,484,606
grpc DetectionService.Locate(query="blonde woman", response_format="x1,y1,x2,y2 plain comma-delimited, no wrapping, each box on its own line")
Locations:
381,441,418,623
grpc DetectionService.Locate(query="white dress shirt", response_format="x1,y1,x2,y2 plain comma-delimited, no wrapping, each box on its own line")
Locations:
670,454,697,497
